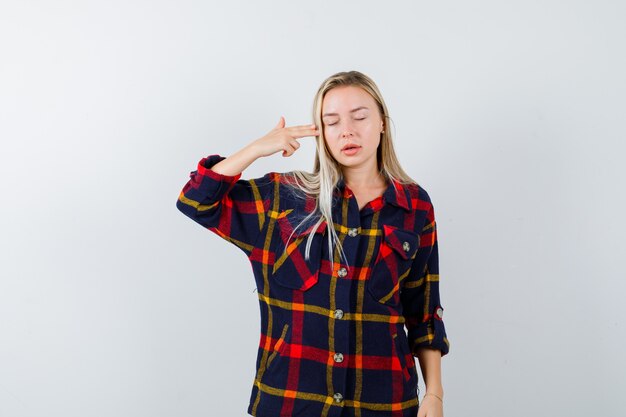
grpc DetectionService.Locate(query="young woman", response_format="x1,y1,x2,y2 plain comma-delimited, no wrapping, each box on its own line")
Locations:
176,70,450,417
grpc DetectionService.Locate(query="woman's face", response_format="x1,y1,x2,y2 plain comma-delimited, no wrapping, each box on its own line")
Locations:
321,85,384,169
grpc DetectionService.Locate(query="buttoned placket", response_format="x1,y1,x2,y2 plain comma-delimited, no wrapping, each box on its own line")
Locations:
327,184,385,412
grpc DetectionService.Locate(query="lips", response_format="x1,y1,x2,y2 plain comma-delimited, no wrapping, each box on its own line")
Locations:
341,143,361,151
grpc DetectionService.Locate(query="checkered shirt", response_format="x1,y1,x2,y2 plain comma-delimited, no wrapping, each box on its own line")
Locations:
176,154,450,417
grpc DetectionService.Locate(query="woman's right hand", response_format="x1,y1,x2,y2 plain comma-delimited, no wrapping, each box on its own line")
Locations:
251,116,320,158
208,117,319,178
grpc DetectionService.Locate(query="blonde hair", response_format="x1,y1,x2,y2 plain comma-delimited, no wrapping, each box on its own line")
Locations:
283,70,416,269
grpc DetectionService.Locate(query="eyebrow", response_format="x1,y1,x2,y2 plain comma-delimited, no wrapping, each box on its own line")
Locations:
322,106,369,118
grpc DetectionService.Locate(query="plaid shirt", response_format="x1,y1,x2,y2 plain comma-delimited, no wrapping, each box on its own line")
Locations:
176,154,450,417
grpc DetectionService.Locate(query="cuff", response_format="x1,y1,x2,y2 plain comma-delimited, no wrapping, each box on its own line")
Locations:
407,304,450,357
190,154,242,202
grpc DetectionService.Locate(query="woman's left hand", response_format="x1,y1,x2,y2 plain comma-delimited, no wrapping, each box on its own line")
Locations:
416,394,444,417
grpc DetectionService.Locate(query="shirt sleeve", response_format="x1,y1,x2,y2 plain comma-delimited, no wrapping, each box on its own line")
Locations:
175,154,276,258
400,200,450,357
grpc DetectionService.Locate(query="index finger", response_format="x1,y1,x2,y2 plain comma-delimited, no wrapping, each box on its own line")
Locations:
287,125,320,138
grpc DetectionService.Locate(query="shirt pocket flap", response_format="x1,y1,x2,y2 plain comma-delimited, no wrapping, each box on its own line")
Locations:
276,210,327,240
271,213,327,291
382,224,420,261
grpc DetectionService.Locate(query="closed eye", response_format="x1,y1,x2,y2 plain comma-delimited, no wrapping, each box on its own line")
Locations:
326,117,366,126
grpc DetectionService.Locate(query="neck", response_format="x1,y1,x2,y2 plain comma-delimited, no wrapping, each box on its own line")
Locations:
342,167,386,189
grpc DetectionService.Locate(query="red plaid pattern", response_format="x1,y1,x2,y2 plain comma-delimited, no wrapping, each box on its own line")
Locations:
176,154,450,417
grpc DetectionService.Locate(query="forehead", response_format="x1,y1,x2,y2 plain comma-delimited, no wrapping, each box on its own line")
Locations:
322,85,376,115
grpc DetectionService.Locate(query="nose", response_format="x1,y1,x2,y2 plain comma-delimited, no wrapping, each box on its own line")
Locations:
340,121,355,138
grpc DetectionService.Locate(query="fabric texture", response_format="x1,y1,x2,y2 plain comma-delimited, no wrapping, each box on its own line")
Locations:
176,154,450,417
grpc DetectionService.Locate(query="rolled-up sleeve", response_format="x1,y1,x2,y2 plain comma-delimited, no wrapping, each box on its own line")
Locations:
175,154,275,257
400,201,450,357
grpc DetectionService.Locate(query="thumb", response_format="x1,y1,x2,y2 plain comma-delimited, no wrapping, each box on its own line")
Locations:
275,116,285,129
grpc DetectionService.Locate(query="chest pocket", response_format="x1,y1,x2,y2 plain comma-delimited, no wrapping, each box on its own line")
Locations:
367,224,420,306
271,212,327,291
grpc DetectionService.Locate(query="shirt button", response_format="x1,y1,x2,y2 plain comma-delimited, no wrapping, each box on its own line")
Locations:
333,392,344,403
337,267,347,277
436,307,444,319
402,241,411,252
348,227,359,237
333,352,344,363
334,309,344,319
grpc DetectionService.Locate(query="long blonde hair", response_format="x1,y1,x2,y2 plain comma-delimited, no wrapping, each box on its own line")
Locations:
283,70,416,268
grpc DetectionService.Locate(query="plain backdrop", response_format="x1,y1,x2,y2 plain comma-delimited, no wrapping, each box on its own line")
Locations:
1,1,625,416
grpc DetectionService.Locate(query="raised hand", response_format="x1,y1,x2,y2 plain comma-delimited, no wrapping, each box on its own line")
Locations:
252,116,320,158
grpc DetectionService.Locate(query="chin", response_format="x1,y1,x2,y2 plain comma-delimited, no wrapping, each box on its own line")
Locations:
338,156,365,168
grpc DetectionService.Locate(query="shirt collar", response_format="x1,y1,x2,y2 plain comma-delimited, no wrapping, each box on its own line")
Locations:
333,176,412,212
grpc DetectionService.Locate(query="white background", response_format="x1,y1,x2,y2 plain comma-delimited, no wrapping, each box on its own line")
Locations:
1,1,624,416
